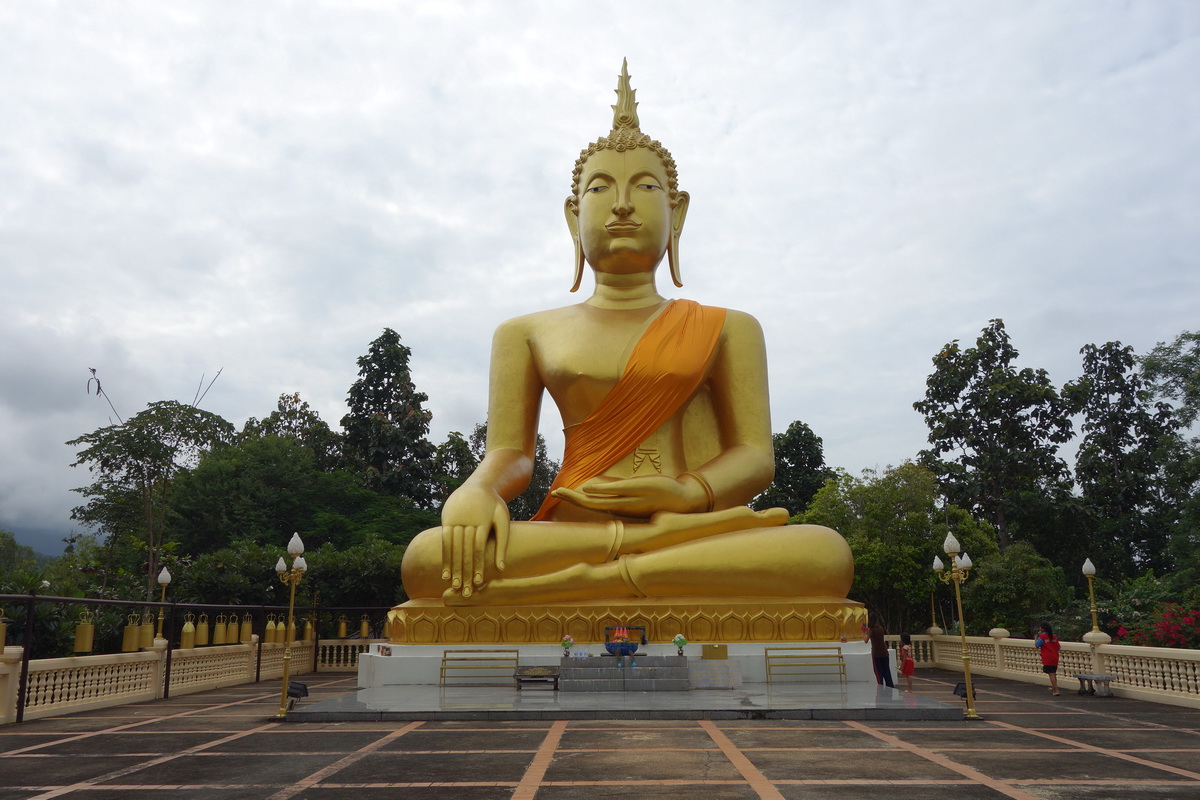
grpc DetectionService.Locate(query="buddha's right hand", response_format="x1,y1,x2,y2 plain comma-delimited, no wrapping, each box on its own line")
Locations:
439,486,510,598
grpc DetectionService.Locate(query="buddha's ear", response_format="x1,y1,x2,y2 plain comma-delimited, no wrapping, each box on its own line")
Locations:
668,191,690,288
564,197,584,293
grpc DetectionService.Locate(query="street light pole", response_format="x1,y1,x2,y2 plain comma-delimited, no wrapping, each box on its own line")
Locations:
1081,559,1112,646
274,533,307,719
155,568,172,641
934,532,981,720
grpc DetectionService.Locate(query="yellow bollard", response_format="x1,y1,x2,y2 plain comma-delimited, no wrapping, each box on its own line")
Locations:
303,618,314,642
265,614,278,644
360,614,370,639
180,612,196,649
121,613,140,652
195,613,210,647
73,610,95,653
239,613,253,644
336,615,348,639
212,614,227,646
139,613,154,649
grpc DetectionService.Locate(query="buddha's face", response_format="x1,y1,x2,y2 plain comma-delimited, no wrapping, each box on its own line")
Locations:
571,147,682,276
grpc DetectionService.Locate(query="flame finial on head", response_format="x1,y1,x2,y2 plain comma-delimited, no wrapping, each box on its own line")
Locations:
611,58,640,131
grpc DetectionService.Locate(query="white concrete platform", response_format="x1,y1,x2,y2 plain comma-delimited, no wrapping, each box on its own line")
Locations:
288,680,958,721
357,641,891,687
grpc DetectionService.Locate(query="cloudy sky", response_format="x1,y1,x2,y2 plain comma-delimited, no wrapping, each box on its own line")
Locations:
2,2,1197,555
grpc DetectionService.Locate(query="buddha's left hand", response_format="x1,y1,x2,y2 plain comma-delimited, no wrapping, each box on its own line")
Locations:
553,475,705,517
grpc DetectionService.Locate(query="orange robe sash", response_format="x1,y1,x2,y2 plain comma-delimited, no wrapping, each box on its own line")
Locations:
531,299,727,521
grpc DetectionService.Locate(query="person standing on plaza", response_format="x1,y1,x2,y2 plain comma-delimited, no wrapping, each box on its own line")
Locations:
1036,621,1061,695
898,632,916,692
863,613,894,688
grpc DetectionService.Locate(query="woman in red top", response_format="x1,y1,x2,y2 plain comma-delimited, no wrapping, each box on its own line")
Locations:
1036,621,1061,695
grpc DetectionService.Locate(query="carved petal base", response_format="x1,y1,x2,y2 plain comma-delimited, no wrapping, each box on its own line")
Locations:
387,597,866,644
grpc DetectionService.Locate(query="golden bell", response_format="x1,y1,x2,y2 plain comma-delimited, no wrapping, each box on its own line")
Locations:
286,619,297,643
121,613,141,652
139,614,154,649
265,615,278,644
180,612,196,649
239,613,253,644
195,613,210,646
303,619,314,642
0,607,8,647
359,614,370,639
73,610,95,654
212,614,227,645
336,615,348,639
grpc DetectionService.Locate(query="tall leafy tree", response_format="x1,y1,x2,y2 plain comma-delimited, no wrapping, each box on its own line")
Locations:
1064,342,1180,576
432,431,479,505
241,392,344,472
1140,330,1200,428
751,420,835,516
913,319,1074,548
67,400,234,601
800,462,998,633
341,329,436,506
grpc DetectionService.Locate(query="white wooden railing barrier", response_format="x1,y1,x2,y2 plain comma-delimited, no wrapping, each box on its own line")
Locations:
889,633,1200,710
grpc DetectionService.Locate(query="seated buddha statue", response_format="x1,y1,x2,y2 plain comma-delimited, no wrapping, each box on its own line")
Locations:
400,62,853,611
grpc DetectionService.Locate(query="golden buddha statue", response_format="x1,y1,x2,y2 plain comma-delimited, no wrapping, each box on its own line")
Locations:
391,62,858,644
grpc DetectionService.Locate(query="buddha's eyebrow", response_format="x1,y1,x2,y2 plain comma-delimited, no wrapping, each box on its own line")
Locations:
583,168,616,184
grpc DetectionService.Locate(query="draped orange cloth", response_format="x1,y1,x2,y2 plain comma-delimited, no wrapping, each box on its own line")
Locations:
531,299,727,521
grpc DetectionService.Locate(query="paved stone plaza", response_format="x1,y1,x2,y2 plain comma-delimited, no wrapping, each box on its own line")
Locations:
1,669,1198,799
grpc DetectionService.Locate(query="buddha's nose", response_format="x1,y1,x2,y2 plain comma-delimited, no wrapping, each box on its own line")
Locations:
612,189,634,216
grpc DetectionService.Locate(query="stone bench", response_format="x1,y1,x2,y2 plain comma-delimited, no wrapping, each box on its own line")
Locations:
1074,673,1115,697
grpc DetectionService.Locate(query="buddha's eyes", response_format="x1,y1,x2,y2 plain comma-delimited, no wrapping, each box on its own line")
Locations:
637,183,662,191
586,185,607,193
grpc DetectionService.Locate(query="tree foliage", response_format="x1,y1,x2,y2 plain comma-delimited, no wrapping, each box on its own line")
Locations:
960,541,1071,636
914,319,1074,548
341,329,436,505
751,420,835,515
67,400,234,600
1140,330,1200,427
241,392,344,472
1063,342,1181,576
800,463,998,634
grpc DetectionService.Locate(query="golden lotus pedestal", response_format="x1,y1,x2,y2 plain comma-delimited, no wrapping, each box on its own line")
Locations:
386,597,866,645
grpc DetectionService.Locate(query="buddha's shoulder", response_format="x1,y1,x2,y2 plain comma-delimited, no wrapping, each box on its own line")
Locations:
492,304,583,339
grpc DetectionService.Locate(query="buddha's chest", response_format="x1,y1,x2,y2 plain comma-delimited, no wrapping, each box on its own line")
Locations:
531,320,632,395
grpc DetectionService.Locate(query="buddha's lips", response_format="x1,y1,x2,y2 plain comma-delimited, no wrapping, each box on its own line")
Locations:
606,222,641,231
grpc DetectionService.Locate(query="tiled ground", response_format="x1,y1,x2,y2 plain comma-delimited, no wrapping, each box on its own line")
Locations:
1,670,1198,799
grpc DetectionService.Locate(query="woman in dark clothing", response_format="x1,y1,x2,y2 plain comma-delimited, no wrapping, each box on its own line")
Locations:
862,613,894,688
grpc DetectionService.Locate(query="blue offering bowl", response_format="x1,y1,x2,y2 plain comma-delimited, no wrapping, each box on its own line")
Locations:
605,641,639,657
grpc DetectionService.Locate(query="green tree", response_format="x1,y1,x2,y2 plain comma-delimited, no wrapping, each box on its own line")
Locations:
0,530,38,577
800,463,998,633
961,541,1071,635
341,329,436,505
241,392,344,472
1140,330,1200,427
67,400,234,601
914,319,1074,548
432,431,479,505
467,422,560,521
751,420,835,515
1063,342,1180,577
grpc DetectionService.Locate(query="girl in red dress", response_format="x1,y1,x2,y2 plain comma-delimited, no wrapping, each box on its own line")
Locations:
898,632,916,692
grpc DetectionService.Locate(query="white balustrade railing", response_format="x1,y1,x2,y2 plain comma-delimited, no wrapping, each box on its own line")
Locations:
890,633,1200,709
1,638,316,722
316,639,386,671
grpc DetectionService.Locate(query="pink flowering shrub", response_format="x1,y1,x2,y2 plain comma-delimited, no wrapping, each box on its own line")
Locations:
1114,602,1200,649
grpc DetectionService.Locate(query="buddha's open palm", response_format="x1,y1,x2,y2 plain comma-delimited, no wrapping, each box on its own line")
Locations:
553,474,705,518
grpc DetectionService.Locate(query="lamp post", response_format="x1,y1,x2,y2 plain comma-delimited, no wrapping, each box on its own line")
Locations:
155,567,172,641
934,532,980,720
274,533,307,719
1081,559,1112,645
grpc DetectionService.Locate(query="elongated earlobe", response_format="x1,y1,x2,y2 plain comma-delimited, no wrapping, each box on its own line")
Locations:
668,191,690,288
564,197,584,292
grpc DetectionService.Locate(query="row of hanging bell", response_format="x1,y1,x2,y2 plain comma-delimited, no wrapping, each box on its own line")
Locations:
120,612,156,652
73,609,323,653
